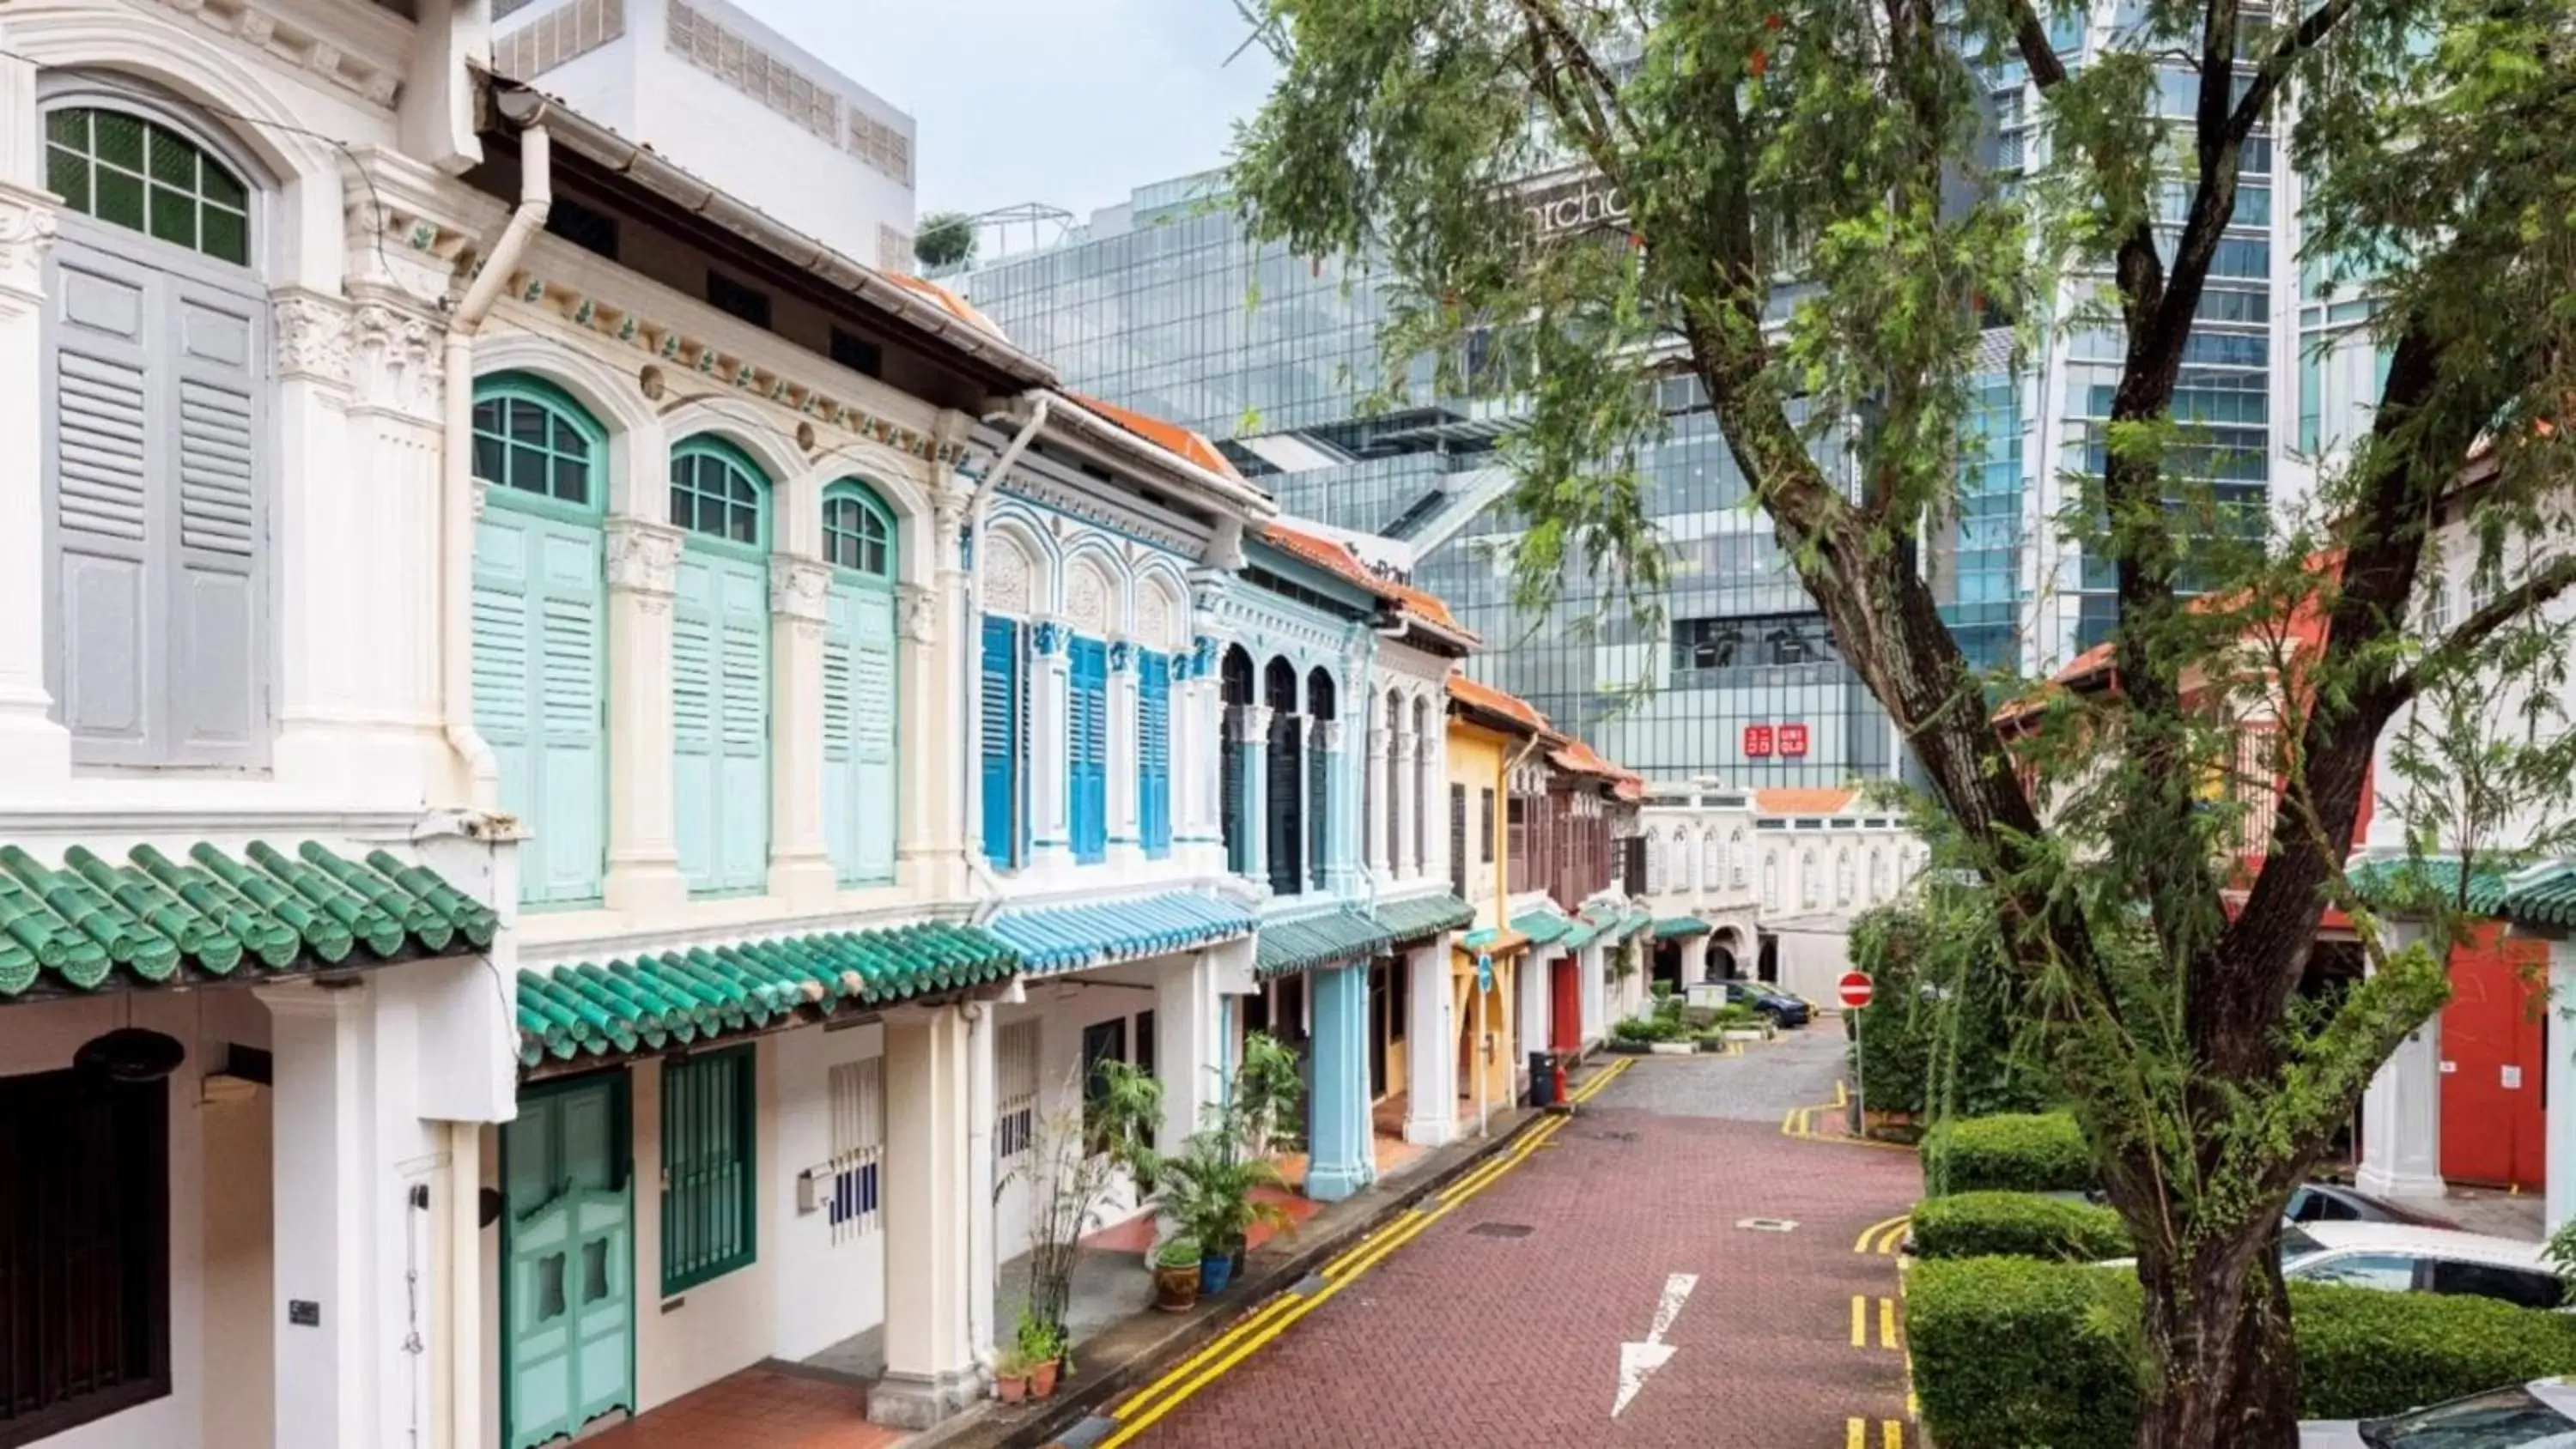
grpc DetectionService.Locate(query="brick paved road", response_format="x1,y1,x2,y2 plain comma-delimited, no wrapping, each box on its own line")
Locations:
1122,1028,1922,1447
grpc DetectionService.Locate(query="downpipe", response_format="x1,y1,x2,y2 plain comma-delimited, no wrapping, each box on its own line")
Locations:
439,116,553,810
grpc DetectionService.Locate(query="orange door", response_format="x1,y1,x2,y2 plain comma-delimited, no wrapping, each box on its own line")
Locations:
2439,925,2549,1190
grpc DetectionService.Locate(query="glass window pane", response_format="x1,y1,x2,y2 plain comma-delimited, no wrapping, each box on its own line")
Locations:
46,148,87,214
202,165,246,212
147,185,195,248
473,435,504,486
94,111,143,172
553,416,583,454
729,503,756,544
94,168,143,230
511,443,551,494
46,109,87,147
509,399,548,445
197,207,246,266
670,486,695,533
147,128,196,187
553,454,586,503
863,537,887,575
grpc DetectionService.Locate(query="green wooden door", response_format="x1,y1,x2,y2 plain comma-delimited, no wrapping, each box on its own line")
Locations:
503,1076,632,1449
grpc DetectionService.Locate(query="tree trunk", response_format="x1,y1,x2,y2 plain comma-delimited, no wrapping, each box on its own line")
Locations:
2133,1221,2302,1449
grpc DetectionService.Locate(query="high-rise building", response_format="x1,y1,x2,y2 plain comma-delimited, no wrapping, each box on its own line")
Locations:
491,0,919,271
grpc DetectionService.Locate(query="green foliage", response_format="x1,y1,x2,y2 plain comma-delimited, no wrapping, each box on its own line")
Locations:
1613,1014,1686,1044
913,210,976,270
1848,900,2055,1121
1161,1126,1295,1257
1012,1306,1066,1366
1155,1235,1204,1270
1923,1113,2093,1196
1911,1257,2576,1446
1710,1003,1762,1029
1911,1191,2131,1262
1231,1030,1308,1157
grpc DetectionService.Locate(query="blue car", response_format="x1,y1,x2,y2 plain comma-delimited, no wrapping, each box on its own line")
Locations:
1720,979,1810,1028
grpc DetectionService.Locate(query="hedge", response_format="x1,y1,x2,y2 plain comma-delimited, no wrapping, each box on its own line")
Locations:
1922,1112,2093,1195
1910,1257,2576,1447
1910,1191,2129,1262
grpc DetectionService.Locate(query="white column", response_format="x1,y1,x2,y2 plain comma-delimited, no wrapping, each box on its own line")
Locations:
1683,935,1711,983
1578,942,1607,1048
896,573,952,895
2357,925,2447,1199
263,983,373,1449
1417,730,1442,882
1157,952,1223,1157
1030,622,1073,868
769,554,836,904
872,1005,978,1429
2548,938,2576,1238
1391,733,1418,881
964,999,999,1375
1518,944,1551,1082
604,517,689,912
0,155,72,788
1110,643,1143,864
1404,939,1457,1145
1365,724,1390,876
1236,702,1273,888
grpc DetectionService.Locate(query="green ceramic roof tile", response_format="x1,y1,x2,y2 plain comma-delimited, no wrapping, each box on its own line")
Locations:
2500,862,2576,931
0,840,495,1000
1654,916,1714,940
1510,908,1575,946
1254,910,1394,979
2345,856,2508,919
1370,893,1476,943
517,920,1022,1065
991,891,1255,974
1557,916,1606,950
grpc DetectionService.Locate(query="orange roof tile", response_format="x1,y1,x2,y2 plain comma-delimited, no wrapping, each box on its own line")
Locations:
1064,391,1243,481
1753,787,1856,815
1261,524,1481,645
1446,673,1549,734
1549,737,1617,778
882,272,1010,340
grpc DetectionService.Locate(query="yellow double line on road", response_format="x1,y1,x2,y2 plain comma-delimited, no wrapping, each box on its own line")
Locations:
1849,1294,1899,1349
1094,1059,1633,1446
1853,1215,1911,1255
1848,1417,1906,1447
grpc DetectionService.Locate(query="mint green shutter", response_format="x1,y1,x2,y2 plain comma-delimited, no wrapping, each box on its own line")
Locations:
473,507,605,906
822,590,858,876
674,555,770,894
820,583,896,885
716,565,769,890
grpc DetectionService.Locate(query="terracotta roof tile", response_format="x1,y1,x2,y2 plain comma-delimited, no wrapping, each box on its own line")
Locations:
1446,673,1549,734
1064,391,1243,481
882,272,1010,341
1261,524,1480,645
1753,787,1856,815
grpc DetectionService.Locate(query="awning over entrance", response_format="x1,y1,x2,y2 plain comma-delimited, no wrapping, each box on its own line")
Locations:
1510,907,1576,946
2345,855,2508,917
0,840,497,1000
1653,916,1714,941
1370,892,1475,945
987,889,1255,974
1457,925,1531,955
1256,910,1394,979
517,921,1020,1067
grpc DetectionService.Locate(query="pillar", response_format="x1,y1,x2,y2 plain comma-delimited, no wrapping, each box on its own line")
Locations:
263,983,373,1449
769,554,836,904
1365,722,1391,876
896,574,951,893
964,1000,999,1372
1156,952,1224,1157
1682,934,1711,984
1578,942,1607,1049
1390,732,1418,881
1517,945,1551,1091
1306,962,1374,1200
872,1006,978,1428
1404,940,1457,1146
0,160,73,788
2357,924,2445,1199
2548,939,2576,1238
604,516,689,912
1110,643,1142,864
1029,621,1073,867
1235,702,1273,888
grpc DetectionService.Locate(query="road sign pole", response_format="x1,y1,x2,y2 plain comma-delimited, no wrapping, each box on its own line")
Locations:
1854,1008,1866,1139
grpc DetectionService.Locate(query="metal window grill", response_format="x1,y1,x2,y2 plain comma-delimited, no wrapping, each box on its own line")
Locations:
996,1021,1040,1161
824,1058,883,1244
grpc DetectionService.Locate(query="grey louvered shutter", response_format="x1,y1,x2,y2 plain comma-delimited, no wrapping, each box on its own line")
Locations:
168,276,264,761
47,242,154,757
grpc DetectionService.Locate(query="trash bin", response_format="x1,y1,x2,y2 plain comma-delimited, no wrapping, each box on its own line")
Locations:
1528,1051,1558,1109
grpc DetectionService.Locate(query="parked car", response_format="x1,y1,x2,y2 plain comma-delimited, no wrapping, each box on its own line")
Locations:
2301,1378,2576,1446
2286,1181,2462,1231
1717,979,1810,1028
2277,1222,2564,1311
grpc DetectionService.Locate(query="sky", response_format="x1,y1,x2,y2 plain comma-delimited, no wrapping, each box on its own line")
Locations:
732,0,1276,236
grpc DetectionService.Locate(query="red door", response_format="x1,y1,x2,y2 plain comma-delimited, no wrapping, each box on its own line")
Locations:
2439,925,2549,1190
1551,959,1581,1054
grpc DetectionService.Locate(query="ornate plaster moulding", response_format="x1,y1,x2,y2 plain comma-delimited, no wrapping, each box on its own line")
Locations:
485,266,971,470
152,0,409,109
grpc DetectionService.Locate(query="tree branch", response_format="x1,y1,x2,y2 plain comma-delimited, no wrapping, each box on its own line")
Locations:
2379,551,2576,714
2226,0,2364,145
2006,0,2072,88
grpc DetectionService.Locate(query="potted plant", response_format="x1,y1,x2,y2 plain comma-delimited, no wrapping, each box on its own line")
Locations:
993,1346,1029,1404
1015,1311,1066,1398
1163,1125,1293,1295
1152,1234,1203,1313
998,1061,1161,1387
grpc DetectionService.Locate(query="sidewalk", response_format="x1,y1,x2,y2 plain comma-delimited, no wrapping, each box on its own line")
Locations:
905,1065,1624,1449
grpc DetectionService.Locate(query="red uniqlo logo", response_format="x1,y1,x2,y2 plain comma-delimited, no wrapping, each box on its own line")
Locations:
1779,724,1810,757
1743,725,1775,757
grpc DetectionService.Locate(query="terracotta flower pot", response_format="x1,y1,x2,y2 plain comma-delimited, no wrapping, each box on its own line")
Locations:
1154,1263,1201,1313
996,1373,1028,1404
1032,1359,1060,1397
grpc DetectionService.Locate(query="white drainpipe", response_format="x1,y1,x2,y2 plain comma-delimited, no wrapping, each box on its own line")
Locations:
962,998,998,1381
439,117,553,810
962,397,1051,913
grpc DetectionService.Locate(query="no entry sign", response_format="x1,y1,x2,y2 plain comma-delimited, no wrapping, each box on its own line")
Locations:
1838,970,1874,1009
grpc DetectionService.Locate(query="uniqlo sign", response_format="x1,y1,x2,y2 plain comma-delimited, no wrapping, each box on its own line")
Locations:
1779,723,1811,756
1742,724,1774,757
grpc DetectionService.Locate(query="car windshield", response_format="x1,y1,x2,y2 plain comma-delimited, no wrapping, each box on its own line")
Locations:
2359,1386,2576,1447
2279,1223,2325,1262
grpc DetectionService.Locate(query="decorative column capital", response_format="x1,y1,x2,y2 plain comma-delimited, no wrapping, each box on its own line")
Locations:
605,518,683,603
0,182,59,306
1394,732,1421,762
896,582,938,644
1313,720,1345,752
271,288,353,385
1031,620,1068,658
349,295,446,419
769,554,831,622
1235,703,1274,737
1109,640,1134,674
1366,725,1390,760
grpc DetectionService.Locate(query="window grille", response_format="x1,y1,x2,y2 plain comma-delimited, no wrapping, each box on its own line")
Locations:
495,0,625,81
824,1058,883,1243
996,1021,1040,1161
667,2,840,142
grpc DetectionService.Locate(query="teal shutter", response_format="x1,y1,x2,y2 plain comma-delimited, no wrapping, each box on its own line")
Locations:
660,1047,756,1294
1068,638,1108,864
980,615,1019,866
1139,652,1171,858
823,582,897,885
472,509,605,907
674,555,770,894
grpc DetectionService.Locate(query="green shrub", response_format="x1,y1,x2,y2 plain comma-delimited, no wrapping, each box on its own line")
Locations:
1911,1258,2576,1446
1849,900,2058,1119
1923,1112,2093,1195
1910,1191,2129,1262
1155,1235,1202,1269
1612,1016,1682,1044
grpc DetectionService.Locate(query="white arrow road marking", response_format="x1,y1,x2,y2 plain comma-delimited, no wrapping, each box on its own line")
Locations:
1613,1272,1698,1418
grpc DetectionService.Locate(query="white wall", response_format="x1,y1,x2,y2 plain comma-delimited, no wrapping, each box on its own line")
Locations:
991,972,1164,1275
769,1022,889,1363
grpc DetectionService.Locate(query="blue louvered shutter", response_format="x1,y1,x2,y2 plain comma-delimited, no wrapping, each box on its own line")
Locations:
1139,652,1171,858
980,615,1021,867
473,508,605,906
1068,638,1109,864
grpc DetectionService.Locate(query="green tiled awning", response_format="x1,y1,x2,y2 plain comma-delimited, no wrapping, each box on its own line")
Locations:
2500,863,2576,931
1654,916,1714,940
1511,908,1575,946
1557,916,1606,950
1371,893,1475,943
2346,856,2508,919
989,891,1255,974
0,840,496,1000
519,922,1019,1066
1255,910,1393,979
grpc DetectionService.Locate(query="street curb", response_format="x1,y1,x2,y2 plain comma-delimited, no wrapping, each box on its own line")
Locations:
920,1101,1557,1449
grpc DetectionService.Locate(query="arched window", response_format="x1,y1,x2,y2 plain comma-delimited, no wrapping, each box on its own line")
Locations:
1699,831,1718,890
1762,852,1780,911
43,100,270,769
1384,688,1406,875
1645,830,1663,894
1728,828,1747,888
822,481,899,884
1801,850,1822,908
979,535,1036,869
1869,849,1888,901
1307,670,1337,891
1266,658,1305,894
1835,850,1855,906
670,437,772,895
471,374,608,906
1411,694,1431,876
1221,646,1257,876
